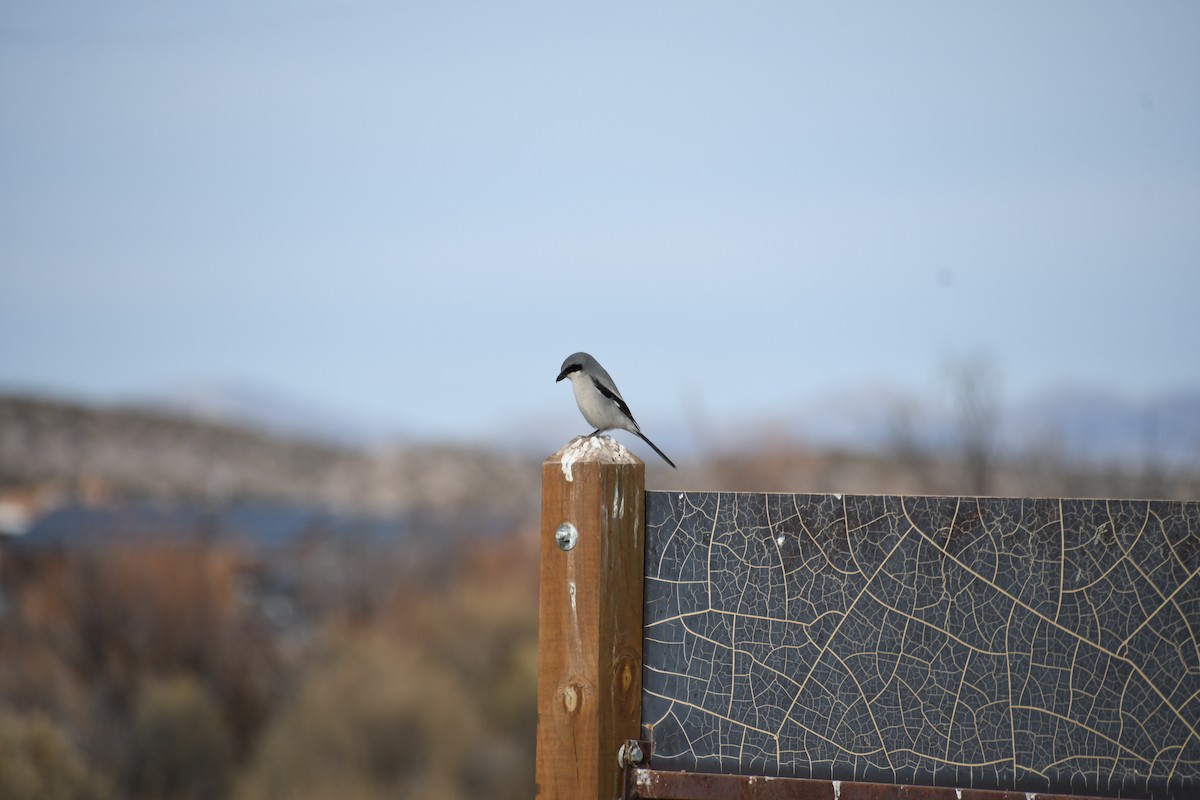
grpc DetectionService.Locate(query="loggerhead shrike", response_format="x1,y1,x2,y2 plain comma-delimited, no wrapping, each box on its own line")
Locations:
556,352,677,469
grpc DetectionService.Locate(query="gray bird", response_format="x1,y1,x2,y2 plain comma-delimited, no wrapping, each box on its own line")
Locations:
556,352,676,469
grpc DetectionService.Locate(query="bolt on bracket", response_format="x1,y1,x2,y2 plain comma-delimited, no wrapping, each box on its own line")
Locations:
617,739,645,769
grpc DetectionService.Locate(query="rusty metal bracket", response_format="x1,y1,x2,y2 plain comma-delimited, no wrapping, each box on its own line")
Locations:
620,740,651,799
622,750,1110,800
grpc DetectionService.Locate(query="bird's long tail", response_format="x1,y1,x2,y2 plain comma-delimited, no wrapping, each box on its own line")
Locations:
636,430,677,469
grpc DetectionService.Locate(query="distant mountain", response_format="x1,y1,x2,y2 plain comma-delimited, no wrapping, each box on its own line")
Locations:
0,392,540,523
140,381,399,446
1005,387,1200,465
2,386,1196,523
783,384,1200,466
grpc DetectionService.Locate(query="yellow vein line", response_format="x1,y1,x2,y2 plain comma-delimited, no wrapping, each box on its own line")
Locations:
1119,562,1200,653
706,493,721,611
825,648,897,773
944,650,972,764
1055,498,1065,625
641,687,781,740
775,519,913,738
1062,505,1148,594
1010,705,1154,765
861,586,1007,657
902,500,1200,748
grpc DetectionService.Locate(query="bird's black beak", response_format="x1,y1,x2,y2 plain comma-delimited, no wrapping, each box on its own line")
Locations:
556,366,575,383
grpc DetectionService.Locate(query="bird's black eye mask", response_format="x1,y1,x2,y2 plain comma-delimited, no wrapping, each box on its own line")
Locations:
556,364,582,382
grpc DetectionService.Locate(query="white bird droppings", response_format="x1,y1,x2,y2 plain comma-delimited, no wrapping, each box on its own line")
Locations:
559,435,639,481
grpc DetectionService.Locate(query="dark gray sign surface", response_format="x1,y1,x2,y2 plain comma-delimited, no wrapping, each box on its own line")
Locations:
642,492,1200,799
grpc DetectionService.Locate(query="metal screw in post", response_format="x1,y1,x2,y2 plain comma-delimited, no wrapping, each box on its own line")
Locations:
555,522,578,551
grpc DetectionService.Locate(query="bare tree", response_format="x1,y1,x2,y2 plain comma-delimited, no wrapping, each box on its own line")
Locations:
886,398,936,494
943,353,1001,495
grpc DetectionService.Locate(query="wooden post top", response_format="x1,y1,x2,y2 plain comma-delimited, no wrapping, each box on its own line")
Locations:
545,435,644,479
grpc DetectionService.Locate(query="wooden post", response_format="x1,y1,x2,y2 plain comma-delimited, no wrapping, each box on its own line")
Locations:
535,438,645,800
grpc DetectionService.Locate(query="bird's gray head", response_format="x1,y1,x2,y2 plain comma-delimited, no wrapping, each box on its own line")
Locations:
556,351,595,382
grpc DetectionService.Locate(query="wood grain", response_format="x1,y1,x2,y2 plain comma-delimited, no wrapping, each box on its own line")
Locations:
535,443,645,800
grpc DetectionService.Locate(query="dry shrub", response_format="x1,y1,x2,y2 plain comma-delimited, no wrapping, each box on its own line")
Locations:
381,531,540,798
2,537,280,786
59,540,278,754
3,525,543,798
239,632,482,800
121,675,235,800
0,709,108,800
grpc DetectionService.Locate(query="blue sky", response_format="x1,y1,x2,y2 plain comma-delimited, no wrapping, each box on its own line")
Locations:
2,2,1198,443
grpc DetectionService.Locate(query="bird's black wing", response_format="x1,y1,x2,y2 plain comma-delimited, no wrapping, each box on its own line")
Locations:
591,376,637,424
